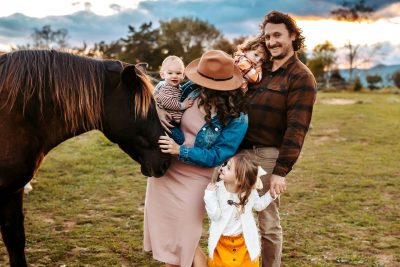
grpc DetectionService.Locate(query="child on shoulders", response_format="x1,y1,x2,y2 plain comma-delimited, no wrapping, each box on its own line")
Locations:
234,36,267,93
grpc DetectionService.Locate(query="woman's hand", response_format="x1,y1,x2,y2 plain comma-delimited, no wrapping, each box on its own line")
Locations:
158,135,180,155
156,107,173,133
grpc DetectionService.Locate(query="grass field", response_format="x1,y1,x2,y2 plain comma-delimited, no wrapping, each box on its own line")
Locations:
1,92,399,266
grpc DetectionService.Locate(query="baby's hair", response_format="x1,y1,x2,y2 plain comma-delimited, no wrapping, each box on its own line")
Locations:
160,55,185,71
232,153,258,214
236,36,267,59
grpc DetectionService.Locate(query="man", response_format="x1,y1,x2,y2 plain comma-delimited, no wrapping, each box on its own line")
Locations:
240,11,317,267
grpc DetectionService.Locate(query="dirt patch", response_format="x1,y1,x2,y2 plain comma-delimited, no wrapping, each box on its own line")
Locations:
312,128,347,145
318,98,369,105
62,220,76,232
376,254,397,266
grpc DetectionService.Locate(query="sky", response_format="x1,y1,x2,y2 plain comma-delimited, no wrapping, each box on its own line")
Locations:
0,0,400,67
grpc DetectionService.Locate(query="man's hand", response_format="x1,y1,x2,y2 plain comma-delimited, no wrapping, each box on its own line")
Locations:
270,174,286,197
156,107,173,133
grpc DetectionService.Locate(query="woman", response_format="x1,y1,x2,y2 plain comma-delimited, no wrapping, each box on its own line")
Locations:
144,50,248,267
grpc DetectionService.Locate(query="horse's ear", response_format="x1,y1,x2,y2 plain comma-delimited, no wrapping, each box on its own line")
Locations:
121,65,139,86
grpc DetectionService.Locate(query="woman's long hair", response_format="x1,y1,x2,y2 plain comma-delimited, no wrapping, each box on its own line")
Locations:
197,87,246,126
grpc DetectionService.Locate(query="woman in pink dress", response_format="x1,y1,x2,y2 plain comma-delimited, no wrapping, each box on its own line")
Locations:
144,50,249,267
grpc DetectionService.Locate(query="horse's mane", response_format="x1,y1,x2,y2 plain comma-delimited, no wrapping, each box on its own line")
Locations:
0,50,154,132
0,50,105,131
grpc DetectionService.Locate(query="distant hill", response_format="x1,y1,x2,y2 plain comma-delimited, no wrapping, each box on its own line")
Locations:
338,64,400,87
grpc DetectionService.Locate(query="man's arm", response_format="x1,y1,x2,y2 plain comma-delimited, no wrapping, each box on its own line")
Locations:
273,71,317,177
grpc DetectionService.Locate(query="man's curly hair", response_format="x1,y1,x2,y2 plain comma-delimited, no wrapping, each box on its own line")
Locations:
260,10,306,51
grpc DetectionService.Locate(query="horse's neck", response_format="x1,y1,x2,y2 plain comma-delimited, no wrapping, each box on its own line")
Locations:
41,121,97,154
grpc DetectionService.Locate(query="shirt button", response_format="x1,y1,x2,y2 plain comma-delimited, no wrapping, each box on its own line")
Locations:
233,258,236,261
202,127,206,131
233,248,237,252
215,127,219,131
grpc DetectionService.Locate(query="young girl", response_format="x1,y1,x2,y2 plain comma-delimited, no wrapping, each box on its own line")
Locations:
204,153,276,267
234,36,267,93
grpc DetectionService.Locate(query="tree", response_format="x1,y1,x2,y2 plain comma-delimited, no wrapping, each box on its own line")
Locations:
307,57,325,82
158,17,223,64
366,74,382,90
353,76,363,91
310,41,336,88
344,40,360,83
18,25,69,50
342,41,384,84
392,71,400,88
330,69,347,89
330,69,345,82
297,49,308,65
212,38,236,56
118,22,163,70
331,0,374,21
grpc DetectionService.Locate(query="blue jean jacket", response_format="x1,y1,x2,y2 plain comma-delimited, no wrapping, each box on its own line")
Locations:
176,81,248,168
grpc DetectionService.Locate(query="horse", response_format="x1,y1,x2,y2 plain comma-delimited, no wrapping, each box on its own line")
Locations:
0,50,171,266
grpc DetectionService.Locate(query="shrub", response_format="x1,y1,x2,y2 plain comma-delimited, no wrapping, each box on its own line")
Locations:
353,77,363,91
392,70,400,88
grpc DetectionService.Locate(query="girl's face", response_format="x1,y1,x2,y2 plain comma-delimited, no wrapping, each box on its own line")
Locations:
219,159,236,185
244,46,265,66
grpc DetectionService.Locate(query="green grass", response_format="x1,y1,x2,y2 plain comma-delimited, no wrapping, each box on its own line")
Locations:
1,92,399,266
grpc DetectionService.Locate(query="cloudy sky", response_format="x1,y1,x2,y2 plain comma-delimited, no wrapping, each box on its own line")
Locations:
1,0,399,66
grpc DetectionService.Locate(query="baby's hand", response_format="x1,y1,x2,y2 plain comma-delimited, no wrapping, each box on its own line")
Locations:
182,98,194,109
206,183,217,191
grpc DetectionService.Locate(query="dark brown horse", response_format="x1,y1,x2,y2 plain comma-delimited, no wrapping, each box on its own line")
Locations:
0,50,171,266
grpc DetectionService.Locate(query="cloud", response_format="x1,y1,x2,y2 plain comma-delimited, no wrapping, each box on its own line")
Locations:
0,10,150,47
0,0,399,50
372,3,400,19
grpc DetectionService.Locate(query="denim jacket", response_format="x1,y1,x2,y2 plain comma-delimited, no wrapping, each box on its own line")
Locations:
177,81,248,168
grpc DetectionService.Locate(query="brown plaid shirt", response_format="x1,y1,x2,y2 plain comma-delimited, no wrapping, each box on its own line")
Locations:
241,54,317,177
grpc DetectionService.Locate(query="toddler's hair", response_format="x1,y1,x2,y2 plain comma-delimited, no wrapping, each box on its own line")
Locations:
160,55,185,71
236,36,267,59
233,153,258,213
212,153,259,213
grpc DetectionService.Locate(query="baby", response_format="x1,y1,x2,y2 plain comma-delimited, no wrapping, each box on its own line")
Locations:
234,36,267,92
155,55,193,144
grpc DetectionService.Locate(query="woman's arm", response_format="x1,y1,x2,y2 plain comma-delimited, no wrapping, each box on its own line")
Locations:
158,113,248,168
179,114,248,167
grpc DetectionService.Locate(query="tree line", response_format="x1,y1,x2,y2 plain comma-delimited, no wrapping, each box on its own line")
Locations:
17,17,245,72
10,0,400,90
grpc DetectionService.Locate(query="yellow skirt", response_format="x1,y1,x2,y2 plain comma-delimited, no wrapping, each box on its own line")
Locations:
208,234,259,267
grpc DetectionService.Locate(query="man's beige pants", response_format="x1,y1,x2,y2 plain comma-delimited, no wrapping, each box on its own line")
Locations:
240,147,282,267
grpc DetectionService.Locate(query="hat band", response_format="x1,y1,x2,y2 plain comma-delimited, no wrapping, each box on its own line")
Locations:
197,70,233,81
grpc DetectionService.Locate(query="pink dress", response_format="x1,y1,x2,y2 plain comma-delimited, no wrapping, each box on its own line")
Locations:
144,101,213,267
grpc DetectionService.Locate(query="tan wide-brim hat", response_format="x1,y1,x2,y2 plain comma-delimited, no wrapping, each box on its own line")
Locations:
185,50,243,91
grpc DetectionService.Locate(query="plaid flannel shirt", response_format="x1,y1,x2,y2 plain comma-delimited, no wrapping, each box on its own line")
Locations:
241,54,317,177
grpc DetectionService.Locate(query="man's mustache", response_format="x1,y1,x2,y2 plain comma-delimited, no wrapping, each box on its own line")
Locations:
268,44,281,49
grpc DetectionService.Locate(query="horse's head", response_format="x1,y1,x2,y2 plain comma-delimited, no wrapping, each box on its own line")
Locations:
102,63,171,177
